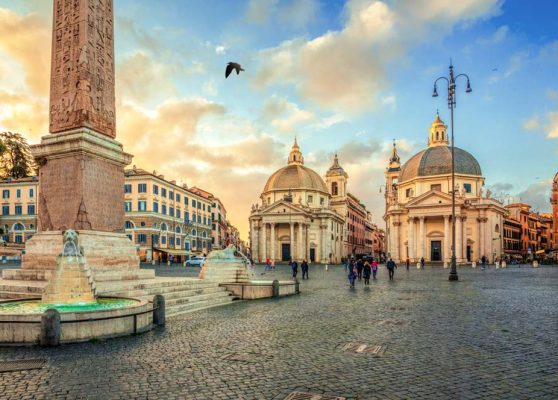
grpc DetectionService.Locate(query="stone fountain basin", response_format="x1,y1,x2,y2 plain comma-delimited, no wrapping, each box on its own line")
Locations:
0,297,152,345
221,280,298,300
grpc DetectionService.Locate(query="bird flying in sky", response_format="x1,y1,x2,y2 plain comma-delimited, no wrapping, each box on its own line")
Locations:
225,62,244,78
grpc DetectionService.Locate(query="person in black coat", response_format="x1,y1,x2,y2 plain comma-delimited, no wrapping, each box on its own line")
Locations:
301,260,309,279
356,259,364,280
386,258,397,281
291,259,298,278
363,261,371,285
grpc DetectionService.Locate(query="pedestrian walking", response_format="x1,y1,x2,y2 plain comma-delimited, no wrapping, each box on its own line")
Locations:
363,261,371,285
301,260,309,279
420,257,425,269
481,255,487,270
372,259,378,280
265,258,271,271
348,263,356,289
356,259,364,281
406,257,410,271
386,258,397,281
291,259,298,278
271,260,276,270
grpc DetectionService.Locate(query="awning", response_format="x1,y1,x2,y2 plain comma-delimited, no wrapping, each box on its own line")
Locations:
535,249,546,255
153,248,191,256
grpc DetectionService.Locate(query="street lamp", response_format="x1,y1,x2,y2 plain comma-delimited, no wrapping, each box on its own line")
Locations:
432,60,472,282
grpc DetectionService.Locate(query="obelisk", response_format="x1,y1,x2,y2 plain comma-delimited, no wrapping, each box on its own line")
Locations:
23,0,141,272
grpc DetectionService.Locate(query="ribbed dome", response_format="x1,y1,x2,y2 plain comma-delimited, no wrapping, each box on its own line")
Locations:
400,146,482,182
263,164,328,193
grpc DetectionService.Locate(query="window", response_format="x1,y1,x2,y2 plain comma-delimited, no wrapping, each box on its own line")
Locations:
16,189,21,198
169,191,174,200
162,204,167,215
332,182,338,195
320,197,324,206
203,216,207,225
2,190,9,199
15,235,23,244
176,209,181,219
169,236,175,246
124,184,132,193
27,205,35,215
140,221,145,227
197,215,201,223
153,201,159,213
463,183,472,193
208,206,211,213
124,201,132,212
176,238,181,246
169,207,175,217
308,195,313,204
161,223,168,231
185,212,190,223
152,235,159,245
203,204,206,211
137,234,147,243
138,183,147,193
125,221,134,229
406,188,413,198
192,199,196,208
14,223,24,231
176,194,181,202
29,188,34,198
153,184,159,195
138,200,147,211
197,202,201,210
15,205,22,215
2,204,9,215
184,242,190,251
161,188,167,198
161,236,167,245
184,197,189,206
430,184,441,191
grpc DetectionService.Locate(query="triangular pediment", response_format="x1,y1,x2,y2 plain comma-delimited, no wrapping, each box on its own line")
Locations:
262,200,305,215
406,190,464,208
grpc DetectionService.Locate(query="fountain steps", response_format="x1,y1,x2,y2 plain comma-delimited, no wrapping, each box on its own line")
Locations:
104,285,228,300
164,295,238,317
1,268,155,282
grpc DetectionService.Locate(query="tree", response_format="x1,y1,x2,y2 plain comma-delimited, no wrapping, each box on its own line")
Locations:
0,132,34,179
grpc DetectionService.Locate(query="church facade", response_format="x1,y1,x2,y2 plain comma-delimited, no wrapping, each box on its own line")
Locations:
384,113,506,265
249,140,369,264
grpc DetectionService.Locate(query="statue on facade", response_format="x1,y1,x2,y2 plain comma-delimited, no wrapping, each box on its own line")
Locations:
486,189,492,199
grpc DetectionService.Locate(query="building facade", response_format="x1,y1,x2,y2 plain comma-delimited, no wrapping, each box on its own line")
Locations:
123,168,213,262
249,141,345,264
503,217,522,260
0,177,39,244
384,113,506,264
552,172,558,249
189,187,230,250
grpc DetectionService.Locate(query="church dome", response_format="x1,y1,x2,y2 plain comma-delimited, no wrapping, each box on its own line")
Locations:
399,112,482,182
263,139,328,194
399,146,482,182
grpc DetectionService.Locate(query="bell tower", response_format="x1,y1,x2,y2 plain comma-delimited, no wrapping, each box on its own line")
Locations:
428,111,449,147
385,140,401,198
325,154,348,200
552,172,558,248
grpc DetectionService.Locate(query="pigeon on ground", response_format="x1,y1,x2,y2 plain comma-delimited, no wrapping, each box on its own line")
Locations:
225,62,244,78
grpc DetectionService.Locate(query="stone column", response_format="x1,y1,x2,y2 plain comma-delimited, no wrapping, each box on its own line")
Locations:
478,217,485,260
462,217,467,261
408,217,415,261
298,223,303,261
289,222,298,260
306,224,311,261
393,220,400,262
444,215,450,262
419,217,425,259
261,223,267,261
456,216,462,261
270,223,276,261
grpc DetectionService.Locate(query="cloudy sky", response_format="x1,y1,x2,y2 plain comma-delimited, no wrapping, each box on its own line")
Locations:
0,0,557,239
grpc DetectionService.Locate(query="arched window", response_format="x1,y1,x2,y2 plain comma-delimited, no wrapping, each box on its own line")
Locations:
495,224,500,233
125,221,134,229
13,223,25,231
202,231,207,238
332,182,338,196
161,223,168,231
191,229,197,237
175,226,181,234
436,132,439,140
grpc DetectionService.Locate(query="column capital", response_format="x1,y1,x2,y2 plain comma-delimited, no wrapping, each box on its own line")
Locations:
419,216,425,221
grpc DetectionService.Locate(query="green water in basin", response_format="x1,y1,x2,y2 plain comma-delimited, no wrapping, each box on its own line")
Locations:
0,298,138,314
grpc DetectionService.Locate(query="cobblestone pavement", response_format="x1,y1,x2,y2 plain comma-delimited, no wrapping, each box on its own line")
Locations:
1,264,557,399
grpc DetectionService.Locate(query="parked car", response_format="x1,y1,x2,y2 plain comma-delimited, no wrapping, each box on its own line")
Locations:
186,256,206,267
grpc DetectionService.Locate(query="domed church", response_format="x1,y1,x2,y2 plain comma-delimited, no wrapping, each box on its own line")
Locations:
383,112,506,265
249,140,345,263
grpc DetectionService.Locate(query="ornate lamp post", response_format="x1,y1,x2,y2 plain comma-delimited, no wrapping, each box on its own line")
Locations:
432,61,472,281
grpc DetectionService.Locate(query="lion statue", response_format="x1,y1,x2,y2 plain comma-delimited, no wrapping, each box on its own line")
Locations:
61,229,84,257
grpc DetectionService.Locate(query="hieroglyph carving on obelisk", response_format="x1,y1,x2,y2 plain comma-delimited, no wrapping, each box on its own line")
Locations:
49,0,116,138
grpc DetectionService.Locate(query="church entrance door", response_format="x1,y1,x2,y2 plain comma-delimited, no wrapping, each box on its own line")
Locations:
431,240,442,261
309,248,315,262
281,243,291,261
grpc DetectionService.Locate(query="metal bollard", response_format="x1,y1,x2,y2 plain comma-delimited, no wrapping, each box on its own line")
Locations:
272,279,280,298
153,295,166,327
40,309,61,346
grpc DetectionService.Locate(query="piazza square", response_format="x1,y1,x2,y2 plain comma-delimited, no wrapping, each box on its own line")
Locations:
0,0,557,399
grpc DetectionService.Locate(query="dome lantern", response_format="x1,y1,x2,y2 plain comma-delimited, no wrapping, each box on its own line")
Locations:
288,138,304,165
428,110,449,147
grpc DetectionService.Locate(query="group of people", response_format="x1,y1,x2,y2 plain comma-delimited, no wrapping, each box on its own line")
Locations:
346,258,379,288
291,259,310,279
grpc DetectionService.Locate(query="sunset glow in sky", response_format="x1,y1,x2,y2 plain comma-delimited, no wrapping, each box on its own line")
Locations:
1,0,557,239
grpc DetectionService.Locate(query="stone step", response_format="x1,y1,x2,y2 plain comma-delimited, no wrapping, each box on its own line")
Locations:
96,278,218,292
104,285,228,300
167,296,237,317
1,269,52,281
92,269,156,282
0,280,47,294
163,290,233,307
0,291,40,300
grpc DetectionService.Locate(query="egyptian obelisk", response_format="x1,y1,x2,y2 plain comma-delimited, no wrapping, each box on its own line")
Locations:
22,0,141,272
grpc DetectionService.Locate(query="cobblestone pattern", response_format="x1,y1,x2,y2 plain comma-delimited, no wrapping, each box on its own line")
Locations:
1,265,557,399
